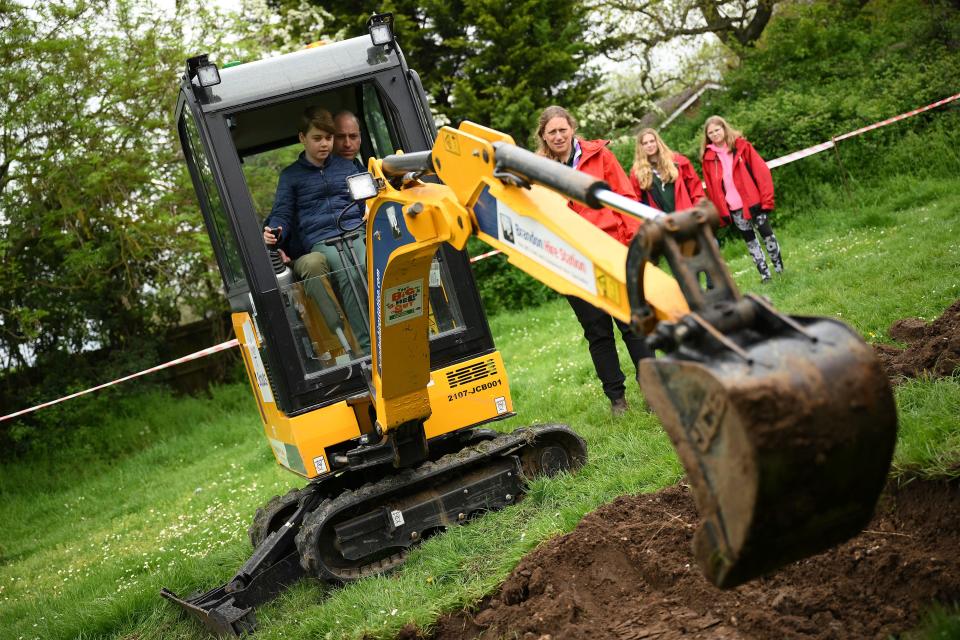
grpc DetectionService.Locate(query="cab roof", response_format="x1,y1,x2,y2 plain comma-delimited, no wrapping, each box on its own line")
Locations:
197,36,402,114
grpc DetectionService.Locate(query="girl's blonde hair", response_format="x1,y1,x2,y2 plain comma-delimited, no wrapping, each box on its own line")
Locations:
699,115,743,158
534,105,577,160
631,128,678,190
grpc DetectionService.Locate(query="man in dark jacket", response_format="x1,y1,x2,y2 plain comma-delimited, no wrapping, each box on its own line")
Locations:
264,107,369,352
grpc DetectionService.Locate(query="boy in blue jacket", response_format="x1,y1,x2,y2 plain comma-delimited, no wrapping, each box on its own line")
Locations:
263,107,369,352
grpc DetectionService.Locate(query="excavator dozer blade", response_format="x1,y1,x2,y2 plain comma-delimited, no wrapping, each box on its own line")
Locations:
639,314,897,588
160,585,257,637
160,547,304,637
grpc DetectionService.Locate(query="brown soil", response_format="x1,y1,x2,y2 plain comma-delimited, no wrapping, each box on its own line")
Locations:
399,479,960,640
392,304,960,640
873,299,960,382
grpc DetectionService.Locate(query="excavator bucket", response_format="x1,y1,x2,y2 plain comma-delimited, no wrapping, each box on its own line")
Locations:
640,313,896,587
627,202,897,588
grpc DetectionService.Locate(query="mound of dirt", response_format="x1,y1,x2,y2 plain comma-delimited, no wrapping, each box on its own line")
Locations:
873,299,960,382
400,479,960,640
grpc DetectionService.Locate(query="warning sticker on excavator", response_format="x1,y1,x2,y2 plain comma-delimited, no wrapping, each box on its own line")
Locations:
384,279,424,326
442,131,461,155
242,320,275,404
268,437,289,468
313,455,328,475
595,268,621,304
496,201,597,296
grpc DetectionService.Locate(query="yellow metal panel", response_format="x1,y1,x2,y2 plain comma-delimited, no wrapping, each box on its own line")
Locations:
289,401,361,478
231,312,361,479
432,127,503,207
427,123,689,327
232,312,270,425
232,313,294,443
423,351,513,440
642,263,690,322
366,186,472,432
371,240,435,429
471,176,689,326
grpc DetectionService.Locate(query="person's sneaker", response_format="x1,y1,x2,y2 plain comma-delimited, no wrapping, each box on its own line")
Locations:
761,276,772,284
611,396,628,417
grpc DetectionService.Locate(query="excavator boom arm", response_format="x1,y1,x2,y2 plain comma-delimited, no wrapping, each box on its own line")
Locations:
363,123,688,437
363,122,897,588
375,123,689,324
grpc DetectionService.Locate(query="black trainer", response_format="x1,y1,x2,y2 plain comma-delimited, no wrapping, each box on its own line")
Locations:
611,396,628,417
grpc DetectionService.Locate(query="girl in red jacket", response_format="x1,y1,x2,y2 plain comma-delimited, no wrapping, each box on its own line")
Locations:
535,105,650,416
700,116,783,282
629,128,705,213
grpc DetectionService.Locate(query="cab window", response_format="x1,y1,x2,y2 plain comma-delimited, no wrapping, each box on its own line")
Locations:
228,83,465,376
179,109,245,288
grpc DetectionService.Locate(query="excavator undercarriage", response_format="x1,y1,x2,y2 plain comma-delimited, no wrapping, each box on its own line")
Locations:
162,425,587,636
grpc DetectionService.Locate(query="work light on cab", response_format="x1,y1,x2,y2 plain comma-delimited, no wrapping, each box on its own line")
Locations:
347,172,381,201
367,13,395,46
185,53,220,93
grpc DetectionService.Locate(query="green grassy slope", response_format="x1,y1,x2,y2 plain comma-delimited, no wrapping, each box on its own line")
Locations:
0,178,957,639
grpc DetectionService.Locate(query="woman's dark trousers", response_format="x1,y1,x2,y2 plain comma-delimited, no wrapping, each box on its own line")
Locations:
566,295,652,402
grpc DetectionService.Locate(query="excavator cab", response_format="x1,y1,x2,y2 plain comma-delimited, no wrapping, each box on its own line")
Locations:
174,39,491,434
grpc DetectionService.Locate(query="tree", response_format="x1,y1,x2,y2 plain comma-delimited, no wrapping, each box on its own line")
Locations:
0,0,230,372
268,0,598,145
587,0,782,93
451,0,599,146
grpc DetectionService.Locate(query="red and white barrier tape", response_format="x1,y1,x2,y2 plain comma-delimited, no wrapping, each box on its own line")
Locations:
5,93,957,421
766,140,837,169
470,248,502,263
0,339,239,423
833,92,960,141
767,92,960,169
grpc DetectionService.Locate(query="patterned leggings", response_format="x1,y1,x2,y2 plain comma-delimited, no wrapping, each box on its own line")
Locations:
730,209,783,280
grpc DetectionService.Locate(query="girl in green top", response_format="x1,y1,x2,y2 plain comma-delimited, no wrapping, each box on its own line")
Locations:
629,128,705,213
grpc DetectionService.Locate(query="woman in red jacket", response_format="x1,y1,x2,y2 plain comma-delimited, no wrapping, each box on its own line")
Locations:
535,105,650,416
700,115,783,282
629,128,705,213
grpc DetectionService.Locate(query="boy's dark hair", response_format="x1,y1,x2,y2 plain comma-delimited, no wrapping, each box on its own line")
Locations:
299,106,336,136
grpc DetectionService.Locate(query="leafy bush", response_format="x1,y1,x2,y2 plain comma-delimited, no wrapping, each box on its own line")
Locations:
0,338,166,460
0,324,245,460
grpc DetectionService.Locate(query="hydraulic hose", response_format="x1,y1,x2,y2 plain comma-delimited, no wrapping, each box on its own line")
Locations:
491,142,606,209
491,143,663,223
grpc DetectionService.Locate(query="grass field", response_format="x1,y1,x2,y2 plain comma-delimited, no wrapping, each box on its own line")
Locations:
1,176,958,640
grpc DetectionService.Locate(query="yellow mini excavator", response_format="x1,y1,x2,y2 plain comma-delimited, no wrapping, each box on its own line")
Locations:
162,15,897,636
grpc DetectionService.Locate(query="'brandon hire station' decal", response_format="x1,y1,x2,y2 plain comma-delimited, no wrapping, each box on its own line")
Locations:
496,200,597,296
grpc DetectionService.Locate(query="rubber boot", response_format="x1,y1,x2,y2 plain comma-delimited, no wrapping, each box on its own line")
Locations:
764,234,784,274
746,239,772,282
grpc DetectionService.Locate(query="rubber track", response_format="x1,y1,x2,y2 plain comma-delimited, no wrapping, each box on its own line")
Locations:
248,487,304,548
296,424,586,583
